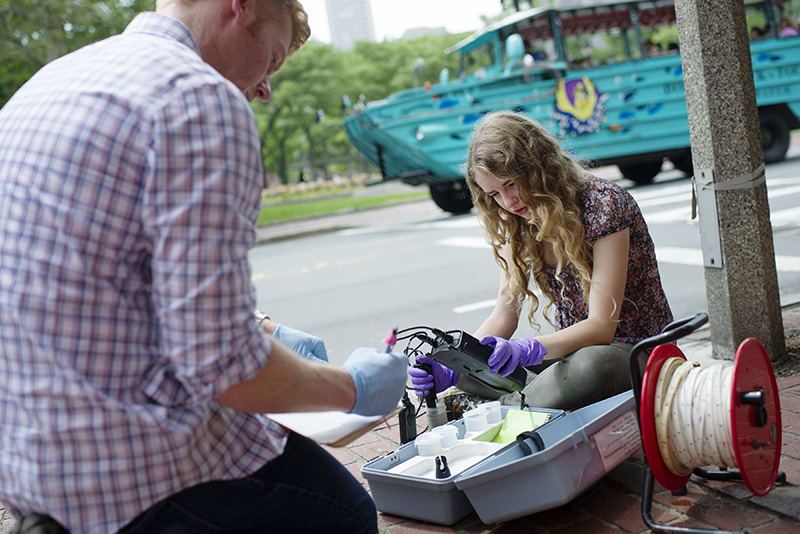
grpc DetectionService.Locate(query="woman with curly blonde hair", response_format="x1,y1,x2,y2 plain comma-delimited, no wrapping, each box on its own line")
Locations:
409,111,673,410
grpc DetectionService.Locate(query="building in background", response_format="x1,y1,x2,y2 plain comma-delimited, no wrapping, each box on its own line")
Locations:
326,0,376,50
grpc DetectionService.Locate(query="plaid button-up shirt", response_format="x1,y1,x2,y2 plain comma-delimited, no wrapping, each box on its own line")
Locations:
0,13,287,533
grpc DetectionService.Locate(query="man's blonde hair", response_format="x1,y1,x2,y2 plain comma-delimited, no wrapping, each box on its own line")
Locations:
156,0,310,56
259,0,310,56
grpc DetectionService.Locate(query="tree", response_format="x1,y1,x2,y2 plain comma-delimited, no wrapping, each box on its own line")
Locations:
254,33,466,185
0,0,154,107
347,33,465,102
1,1,474,186
253,41,350,184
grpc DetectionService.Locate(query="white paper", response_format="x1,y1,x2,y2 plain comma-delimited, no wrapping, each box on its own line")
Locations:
267,411,384,445
593,410,641,471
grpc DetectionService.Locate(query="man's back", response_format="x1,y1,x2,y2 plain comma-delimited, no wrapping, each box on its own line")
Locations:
0,13,285,533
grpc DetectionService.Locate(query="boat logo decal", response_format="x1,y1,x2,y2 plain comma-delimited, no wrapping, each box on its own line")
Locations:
552,76,608,135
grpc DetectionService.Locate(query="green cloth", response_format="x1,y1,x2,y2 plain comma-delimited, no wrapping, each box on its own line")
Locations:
491,410,551,444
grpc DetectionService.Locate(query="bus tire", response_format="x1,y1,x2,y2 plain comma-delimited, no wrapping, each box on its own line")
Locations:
669,151,693,175
760,108,791,163
618,160,663,185
429,180,473,214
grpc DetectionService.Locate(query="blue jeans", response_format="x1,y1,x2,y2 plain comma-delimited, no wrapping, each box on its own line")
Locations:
118,432,378,534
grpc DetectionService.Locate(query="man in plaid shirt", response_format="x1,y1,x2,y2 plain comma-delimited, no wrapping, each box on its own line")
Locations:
0,1,407,532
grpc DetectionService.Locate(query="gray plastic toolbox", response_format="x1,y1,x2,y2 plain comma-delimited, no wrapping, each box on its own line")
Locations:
455,390,638,524
362,391,637,525
361,405,564,525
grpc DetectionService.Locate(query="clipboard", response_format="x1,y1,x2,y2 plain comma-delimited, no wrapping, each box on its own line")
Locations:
267,405,402,447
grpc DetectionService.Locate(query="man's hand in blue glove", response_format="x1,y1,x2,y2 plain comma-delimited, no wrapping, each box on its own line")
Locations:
479,336,547,377
343,348,408,416
407,354,459,397
272,324,329,363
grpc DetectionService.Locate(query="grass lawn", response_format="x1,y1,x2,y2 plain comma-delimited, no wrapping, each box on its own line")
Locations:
257,190,430,225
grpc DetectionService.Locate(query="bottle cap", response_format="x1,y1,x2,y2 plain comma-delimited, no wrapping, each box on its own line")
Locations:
415,432,442,456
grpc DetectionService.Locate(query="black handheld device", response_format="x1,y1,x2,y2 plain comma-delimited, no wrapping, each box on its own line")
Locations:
414,361,439,408
428,330,526,394
398,392,417,444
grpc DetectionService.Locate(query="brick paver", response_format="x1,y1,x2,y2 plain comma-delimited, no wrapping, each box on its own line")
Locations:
0,231,798,534
258,179,800,534
336,305,800,534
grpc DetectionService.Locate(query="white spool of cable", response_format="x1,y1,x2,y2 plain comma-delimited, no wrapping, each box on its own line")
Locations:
639,338,781,497
653,359,736,476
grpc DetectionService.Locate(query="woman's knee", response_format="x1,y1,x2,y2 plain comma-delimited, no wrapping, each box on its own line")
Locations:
565,345,632,393
519,344,633,410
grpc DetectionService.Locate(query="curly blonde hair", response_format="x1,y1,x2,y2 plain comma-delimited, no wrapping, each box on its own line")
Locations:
465,111,594,329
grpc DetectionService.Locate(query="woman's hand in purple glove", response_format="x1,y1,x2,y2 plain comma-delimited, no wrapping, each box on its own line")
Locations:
407,355,459,397
479,336,547,377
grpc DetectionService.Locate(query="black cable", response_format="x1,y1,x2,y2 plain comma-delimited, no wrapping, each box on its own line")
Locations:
396,326,465,419
395,325,462,341
395,325,438,340
430,328,454,344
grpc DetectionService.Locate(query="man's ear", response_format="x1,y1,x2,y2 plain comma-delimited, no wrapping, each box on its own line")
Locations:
229,0,257,25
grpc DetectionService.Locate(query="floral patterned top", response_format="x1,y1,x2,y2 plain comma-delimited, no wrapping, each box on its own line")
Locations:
544,176,673,343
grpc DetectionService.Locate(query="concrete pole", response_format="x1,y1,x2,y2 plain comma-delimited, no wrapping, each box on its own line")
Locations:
674,0,785,360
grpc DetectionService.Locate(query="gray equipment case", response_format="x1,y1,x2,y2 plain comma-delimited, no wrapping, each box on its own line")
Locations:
361,391,638,525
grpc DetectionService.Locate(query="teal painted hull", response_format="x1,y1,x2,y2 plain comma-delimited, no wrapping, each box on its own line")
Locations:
343,3,800,194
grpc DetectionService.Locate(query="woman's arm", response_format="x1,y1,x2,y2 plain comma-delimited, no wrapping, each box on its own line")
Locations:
535,228,630,358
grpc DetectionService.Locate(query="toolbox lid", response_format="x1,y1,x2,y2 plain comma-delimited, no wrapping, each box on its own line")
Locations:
454,391,637,490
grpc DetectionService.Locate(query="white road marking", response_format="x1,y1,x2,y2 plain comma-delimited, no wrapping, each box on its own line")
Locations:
656,247,800,272
437,236,489,249
453,299,497,314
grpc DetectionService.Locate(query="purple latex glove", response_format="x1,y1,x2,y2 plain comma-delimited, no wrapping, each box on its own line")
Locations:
407,354,459,397
479,336,547,377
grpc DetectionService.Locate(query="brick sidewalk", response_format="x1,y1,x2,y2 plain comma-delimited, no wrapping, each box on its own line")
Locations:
1,313,797,534
329,305,800,534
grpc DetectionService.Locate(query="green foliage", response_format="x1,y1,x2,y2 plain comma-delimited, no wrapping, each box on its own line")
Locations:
349,33,466,99
0,0,155,107
648,27,680,51
0,0,475,190
253,32,467,185
257,191,431,226
783,0,800,20
564,33,634,64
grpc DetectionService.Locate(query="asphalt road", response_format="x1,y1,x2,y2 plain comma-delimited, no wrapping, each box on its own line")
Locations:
250,144,800,365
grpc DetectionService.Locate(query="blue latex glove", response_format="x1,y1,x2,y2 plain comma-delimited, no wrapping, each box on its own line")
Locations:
273,324,328,363
407,354,459,397
343,348,408,416
479,336,547,377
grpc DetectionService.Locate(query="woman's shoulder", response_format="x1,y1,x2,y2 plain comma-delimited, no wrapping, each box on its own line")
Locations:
582,174,626,192
581,175,643,239
581,175,636,208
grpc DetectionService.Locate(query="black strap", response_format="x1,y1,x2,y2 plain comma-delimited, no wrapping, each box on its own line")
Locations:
516,430,545,456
